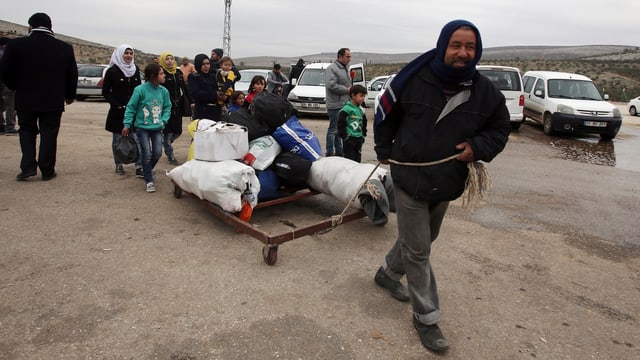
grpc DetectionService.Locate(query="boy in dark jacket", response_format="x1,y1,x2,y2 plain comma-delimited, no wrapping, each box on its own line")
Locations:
338,84,367,162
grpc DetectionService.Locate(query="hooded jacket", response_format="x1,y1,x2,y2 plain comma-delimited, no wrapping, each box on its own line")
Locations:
374,20,509,202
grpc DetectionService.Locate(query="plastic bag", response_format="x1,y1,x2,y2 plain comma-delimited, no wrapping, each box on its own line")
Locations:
113,135,139,164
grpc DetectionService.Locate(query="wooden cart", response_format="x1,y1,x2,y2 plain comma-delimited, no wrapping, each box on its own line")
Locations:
172,183,366,265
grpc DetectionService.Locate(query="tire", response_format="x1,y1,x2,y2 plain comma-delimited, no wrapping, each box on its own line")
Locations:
600,132,617,141
76,95,87,101
630,106,637,116
510,121,522,131
543,114,555,135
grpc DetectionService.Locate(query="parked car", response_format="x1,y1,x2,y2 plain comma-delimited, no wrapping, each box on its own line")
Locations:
477,65,524,130
287,62,365,115
365,75,390,107
522,71,622,140
373,74,396,115
628,96,640,116
235,69,271,94
76,64,108,101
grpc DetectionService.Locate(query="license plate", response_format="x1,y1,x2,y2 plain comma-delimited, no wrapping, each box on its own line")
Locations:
584,121,607,127
301,102,319,108
79,79,92,86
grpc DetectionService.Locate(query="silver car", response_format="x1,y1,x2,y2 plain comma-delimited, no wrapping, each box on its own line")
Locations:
76,64,108,100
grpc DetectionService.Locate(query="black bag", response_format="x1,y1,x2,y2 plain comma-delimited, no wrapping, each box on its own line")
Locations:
249,92,295,130
225,108,272,141
271,152,312,188
113,135,139,164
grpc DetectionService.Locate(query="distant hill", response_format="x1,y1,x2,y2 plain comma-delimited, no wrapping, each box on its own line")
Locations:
2,18,639,101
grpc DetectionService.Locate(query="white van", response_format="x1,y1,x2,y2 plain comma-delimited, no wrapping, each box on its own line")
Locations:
522,71,622,140
287,62,365,115
477,65,524,130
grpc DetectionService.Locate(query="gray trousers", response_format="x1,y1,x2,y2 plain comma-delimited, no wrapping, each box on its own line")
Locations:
382,184,449,325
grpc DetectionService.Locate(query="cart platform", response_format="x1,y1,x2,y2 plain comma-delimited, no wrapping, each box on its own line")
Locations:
172,182,366,265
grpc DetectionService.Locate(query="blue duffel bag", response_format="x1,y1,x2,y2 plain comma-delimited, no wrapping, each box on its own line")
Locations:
272,116,322,161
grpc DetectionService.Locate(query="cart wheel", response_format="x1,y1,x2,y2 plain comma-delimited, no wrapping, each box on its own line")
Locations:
173,185,183,198
262,245,278,265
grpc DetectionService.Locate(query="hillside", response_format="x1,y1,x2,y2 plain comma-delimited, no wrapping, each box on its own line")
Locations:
2,19,639,101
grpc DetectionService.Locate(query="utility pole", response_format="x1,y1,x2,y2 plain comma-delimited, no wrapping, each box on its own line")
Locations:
223,0,232,56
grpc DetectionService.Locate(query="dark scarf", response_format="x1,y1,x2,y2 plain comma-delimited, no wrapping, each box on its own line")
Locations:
193,54,210,77
374,19,483,130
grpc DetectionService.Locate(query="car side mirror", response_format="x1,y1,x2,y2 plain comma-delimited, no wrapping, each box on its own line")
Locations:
534,89,545,98
291,78,297,86
603,94,609,100
374,84,383,91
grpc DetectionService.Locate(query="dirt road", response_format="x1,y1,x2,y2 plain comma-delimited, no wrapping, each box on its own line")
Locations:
0,101,639,359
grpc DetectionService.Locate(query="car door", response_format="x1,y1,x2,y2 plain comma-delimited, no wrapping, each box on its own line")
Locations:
348,63,366,88
524,77,546,123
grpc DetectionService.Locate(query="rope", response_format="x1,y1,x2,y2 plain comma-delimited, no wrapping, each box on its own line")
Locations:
329,162,382,229
389,155,491,210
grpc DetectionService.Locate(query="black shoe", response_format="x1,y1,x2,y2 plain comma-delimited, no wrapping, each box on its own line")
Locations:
115,164,125,175
135,167,144,178
413,317,450,352
167,154,179,165
16,170,37,181
374,267,410,302
42,172,57,181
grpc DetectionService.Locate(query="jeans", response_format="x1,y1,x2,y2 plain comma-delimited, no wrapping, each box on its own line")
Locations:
136,129,163,183
162,131,182,157
112,132,142,168
382,185,449,326
2,88,16,131
326,108,343,156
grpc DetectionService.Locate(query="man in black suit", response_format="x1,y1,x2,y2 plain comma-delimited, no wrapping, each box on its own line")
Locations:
0,13,78,181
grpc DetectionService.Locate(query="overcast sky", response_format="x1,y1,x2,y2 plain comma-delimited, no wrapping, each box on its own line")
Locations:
3,0,639,59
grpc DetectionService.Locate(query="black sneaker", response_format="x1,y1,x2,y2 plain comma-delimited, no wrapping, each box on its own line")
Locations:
135,167,144,178
115,165,125,175
42,171,57,181
16,170,37,181
374,267,410,302
413,317,450,352
168,154,179,165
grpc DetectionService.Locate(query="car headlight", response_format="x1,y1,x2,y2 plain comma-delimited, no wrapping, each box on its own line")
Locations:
557,104,575,114
287,93,298,101
613,107,621,117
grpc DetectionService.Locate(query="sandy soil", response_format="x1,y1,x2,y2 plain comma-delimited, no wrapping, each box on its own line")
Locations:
0,101,639,359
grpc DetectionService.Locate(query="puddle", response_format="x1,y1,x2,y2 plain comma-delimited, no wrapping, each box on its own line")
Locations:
522,119,640,172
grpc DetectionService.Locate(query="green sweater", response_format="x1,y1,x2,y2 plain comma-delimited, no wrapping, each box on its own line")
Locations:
123,82,172,131
338,101,367,139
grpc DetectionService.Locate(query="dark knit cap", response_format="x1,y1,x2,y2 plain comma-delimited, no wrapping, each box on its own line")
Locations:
28,12,52,30
212,48,223,58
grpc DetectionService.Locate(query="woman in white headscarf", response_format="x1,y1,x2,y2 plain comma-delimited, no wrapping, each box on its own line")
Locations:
102,44,143,175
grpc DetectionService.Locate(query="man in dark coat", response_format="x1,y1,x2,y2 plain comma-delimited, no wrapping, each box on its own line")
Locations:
0,12,78,181
373,19,510,353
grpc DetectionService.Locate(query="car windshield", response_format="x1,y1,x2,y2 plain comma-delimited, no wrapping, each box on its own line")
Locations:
78,66,104,77
298,68,325,86
478,70,521,91
548,79,602,100
239,71,267,83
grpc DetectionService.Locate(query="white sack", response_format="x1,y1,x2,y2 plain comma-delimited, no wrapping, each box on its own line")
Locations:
307,157,387,209
168,160,260,212
243,135,282,170
194,122,249,161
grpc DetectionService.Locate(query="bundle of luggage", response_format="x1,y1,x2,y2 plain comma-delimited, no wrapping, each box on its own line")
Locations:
168,92,394,224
